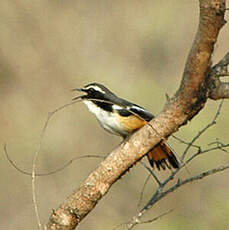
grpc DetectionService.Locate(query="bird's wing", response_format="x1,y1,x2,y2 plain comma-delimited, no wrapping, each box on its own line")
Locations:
129,104,154,122
112,97,155,122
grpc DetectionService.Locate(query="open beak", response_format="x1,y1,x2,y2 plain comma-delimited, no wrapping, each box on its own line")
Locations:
72,87,86,101
71,88,83,92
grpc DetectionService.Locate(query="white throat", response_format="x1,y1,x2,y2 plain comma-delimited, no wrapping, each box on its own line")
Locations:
82,100,128,136
83,100,102,115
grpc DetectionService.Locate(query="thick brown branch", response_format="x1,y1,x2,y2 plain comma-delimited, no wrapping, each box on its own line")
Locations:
46,1,226,229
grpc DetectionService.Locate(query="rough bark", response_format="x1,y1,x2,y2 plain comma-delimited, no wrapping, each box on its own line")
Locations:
46,1,226,229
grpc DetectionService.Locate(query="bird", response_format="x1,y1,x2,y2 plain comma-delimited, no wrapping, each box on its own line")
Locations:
73,82,179,170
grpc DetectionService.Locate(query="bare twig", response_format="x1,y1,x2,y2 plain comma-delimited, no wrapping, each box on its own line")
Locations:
127,100,228,229
209,140,229,153
113,209,173,230
181,100,224,161
172,135,201,150
127,209,173,230
31,100,81,229
4,144,104,176
186,143,229,163
127,165,229,229
137,173,151,208
140,162,162,187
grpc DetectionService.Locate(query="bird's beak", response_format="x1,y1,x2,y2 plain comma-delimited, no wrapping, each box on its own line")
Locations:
71,88,84,92
72,87,86,101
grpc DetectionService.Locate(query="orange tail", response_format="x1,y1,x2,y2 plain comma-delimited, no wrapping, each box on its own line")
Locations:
147,142,179,170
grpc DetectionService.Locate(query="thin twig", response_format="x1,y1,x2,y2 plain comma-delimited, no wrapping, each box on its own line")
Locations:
181,100,224,161
137,173,151,208
32,100,80,229
140,162,162,186
126,100,226,229
128,164,229,229
186,143,229,164
4,144,104,176
113,209,173,230
208,139,229,154
159,165,229,202
172,135,201,150
127,209,173,230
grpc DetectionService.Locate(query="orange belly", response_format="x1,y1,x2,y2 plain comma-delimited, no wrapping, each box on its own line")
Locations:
117,114,147,134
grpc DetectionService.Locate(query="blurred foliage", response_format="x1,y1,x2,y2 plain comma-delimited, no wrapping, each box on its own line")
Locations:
0,1,228,229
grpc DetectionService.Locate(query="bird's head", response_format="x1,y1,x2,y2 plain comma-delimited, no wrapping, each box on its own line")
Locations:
72,83,116,101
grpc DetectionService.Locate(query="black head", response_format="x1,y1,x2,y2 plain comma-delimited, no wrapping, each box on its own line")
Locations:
73,83,116,101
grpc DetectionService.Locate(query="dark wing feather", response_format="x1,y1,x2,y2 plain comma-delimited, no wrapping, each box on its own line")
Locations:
113,97,154,122
129,105,154,122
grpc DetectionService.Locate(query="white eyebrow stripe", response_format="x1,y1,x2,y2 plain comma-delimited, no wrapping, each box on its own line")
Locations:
85,85,105,94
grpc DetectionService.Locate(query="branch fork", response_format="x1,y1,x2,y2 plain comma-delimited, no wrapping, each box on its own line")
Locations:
45,1,228,229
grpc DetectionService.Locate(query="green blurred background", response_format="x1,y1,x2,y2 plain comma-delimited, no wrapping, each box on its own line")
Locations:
0,1,229,229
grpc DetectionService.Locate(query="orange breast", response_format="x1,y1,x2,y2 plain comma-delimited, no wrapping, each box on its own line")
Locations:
116,114,147,134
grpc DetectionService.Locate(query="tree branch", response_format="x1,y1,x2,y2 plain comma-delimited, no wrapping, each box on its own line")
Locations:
181,99,224,161
46,1,226,229
208,52,229,99
210,81,229,99
126,101,228,229
127,165,229,229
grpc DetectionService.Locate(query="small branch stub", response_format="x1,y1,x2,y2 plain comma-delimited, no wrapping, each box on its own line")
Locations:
208,52,229,100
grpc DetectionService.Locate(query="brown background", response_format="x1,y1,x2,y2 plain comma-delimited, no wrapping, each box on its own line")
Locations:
0,1,229,229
